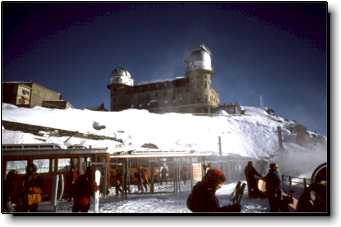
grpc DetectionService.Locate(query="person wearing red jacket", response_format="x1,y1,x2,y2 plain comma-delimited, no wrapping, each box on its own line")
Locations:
72,167,97,212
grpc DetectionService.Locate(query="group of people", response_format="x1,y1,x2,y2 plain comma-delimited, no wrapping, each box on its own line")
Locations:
244,161,289,212
110,164,191,195
3,163,43,212
4,160,323,213
3,163,98,213
135,167,151,193
186,161,288,213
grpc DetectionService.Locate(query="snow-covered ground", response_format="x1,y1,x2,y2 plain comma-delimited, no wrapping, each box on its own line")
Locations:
2,103,327,176
51,181,268,213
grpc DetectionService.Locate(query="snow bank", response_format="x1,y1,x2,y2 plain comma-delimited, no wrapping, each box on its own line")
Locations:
2,103,327,175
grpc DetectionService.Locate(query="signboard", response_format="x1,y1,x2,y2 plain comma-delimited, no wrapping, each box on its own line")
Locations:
16,85,31,105
192,163,203,183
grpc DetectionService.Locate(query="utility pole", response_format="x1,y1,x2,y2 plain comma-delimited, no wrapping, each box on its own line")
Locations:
259,95,264,108
218,136,224,172
277,126,284,149
218,136,222,156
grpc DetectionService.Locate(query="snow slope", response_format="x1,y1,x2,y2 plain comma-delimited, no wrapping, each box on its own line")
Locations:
2,103,327,175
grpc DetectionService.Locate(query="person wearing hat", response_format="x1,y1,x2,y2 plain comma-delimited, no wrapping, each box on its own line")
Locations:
187,168,241,212
264,163,282,212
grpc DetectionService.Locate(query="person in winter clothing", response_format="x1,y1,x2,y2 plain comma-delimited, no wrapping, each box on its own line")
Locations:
187,168,241,213
3,170,20,212
203,163,212,175
22,163,43,212
160,166,168,185
65,165,79,201
297,183,326,212
72,167,96,212
244,161,262,198
264,163,282,212
135,167,148,193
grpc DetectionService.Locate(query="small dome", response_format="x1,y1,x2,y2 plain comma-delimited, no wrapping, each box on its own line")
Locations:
109,67,134,86
185,45,212,73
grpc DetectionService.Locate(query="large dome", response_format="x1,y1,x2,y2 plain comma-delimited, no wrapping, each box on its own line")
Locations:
185,45,213,73
109,67,134,86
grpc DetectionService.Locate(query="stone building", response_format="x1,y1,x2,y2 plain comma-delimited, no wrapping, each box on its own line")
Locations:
2,82,72,109
218,103,242,114
107,45,220,113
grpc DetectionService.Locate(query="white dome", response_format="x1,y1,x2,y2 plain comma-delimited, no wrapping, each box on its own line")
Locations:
185,45,213,73
109,67,134,86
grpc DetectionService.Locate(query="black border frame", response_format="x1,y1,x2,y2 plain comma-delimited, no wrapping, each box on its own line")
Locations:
1,1,330,217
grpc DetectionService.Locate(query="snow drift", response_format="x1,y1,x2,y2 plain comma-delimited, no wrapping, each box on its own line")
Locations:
1,103,327,176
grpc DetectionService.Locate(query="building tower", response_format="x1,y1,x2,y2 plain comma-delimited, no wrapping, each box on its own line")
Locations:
185,45,219,112
109,67,134,87
107,67,134,110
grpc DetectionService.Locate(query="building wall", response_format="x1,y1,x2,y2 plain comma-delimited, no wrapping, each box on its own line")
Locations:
30,83,61,107
109,70,220,113
42,100,72,109
2,83,19,105
2,83,32,107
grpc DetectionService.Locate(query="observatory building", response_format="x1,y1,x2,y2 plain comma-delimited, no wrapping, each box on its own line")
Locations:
107,45,220,113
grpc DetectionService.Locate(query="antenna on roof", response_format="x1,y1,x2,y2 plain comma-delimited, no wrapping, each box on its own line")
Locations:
200,44,212,55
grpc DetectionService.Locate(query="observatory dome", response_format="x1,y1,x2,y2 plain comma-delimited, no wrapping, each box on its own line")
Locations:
109,67,134,86
185,45,213,73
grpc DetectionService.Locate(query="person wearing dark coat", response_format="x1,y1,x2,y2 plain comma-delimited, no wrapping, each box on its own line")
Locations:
160,166,168,185
22,163,43,212
296,183,326,212
72,167,96,212
187,168,241,213
3,170,20,212
264,163,282,212
244,161,262,198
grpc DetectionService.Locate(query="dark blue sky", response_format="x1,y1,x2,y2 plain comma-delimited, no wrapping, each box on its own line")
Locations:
2,2,327,135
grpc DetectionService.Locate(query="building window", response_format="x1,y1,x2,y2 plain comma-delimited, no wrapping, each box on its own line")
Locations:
6,160,27,174
33,159,49,173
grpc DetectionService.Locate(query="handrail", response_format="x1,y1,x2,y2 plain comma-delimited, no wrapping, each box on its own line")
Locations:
282,175,311,189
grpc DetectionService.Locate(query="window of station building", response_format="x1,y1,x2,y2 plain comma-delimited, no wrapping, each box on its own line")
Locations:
33,159,50,173
58,159,71,171
6,160,27,174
